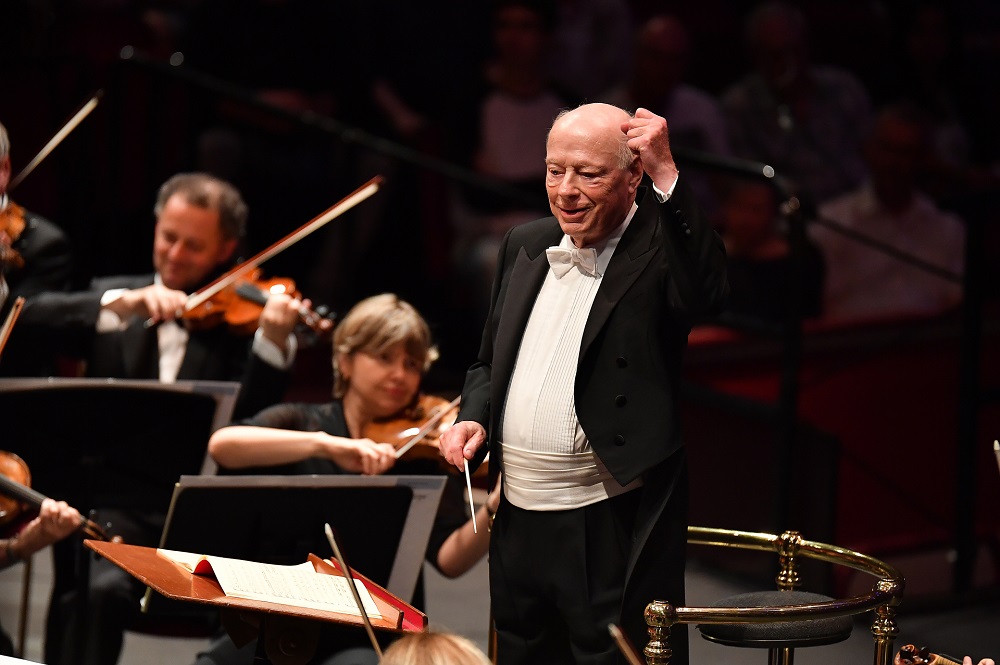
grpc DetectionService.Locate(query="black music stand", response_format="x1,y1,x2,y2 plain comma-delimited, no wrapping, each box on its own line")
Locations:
0,378,239,510
0,377,239,661
141,474,445,654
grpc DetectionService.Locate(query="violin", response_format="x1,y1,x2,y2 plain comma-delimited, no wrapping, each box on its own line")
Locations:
0,450,118,542
364,394,461,466
181,268,334,337
175,177,382,334
0,202,27,272
896,644,962,665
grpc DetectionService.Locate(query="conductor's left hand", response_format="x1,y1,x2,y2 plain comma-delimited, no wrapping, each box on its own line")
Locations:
621,108,679,190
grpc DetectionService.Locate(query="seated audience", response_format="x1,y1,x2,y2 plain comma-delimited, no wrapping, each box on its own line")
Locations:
720,180,824,324
722,1,872,205
812,103,965,322
601,14,730,215
545,0,633,101
449,0,570,315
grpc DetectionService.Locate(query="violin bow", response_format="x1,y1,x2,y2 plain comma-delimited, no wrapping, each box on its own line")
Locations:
393,396,461,460
9,91,103,191
184,176,383,313
0,296,25,361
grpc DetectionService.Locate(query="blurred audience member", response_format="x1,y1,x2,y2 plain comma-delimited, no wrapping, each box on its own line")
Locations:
601,14,730,215
876,1,1000,202
720,180,823,324
450,0,570,315
546,0,634,100
812,103,965,323
880,1,971,168
722,1,872,205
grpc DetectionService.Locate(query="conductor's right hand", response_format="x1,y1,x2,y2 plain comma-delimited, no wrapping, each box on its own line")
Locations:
104,284,188,323
440,421,487,472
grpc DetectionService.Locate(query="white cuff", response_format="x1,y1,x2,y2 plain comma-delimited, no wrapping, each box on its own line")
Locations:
651,174,679,202
97,288,128,332
252,328,297,370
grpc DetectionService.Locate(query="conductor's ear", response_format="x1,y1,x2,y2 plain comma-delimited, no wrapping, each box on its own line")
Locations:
628,156,643,191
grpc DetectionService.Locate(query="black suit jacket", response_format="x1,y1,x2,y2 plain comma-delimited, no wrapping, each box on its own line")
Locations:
20,273,288,419
0,210,74,376
457,178,728,652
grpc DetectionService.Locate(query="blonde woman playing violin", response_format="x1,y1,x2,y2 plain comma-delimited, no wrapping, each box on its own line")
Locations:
201,293,499,665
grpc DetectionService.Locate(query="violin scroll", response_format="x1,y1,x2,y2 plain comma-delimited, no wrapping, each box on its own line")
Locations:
896,645,962,665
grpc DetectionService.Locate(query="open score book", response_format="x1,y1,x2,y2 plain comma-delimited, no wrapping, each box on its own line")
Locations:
157,548,381,619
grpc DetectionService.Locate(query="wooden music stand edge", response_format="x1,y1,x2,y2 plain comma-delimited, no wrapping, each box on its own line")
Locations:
85,540,427,634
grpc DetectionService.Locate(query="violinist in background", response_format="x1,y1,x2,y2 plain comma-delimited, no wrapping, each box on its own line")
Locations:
201,293,499,665
32,173,304,665
0,498,81,657
0,119,75,376
18,172,302,418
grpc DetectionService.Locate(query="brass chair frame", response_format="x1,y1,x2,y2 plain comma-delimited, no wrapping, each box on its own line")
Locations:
644,527,905,665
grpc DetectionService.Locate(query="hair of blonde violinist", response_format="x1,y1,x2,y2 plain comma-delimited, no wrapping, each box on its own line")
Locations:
380,631,491,665
331,293,438,399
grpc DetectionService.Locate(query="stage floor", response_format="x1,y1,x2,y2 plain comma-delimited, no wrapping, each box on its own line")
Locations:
1,539,997,664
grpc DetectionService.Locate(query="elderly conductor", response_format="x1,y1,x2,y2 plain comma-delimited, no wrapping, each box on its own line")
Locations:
441,103,728,664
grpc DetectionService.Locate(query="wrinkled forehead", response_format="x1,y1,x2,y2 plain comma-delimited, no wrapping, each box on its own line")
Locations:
546,113,625,166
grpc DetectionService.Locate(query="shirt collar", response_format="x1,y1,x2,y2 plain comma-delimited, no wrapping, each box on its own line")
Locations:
558,202,637,277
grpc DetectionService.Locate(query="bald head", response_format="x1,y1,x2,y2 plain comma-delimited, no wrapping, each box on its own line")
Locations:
545,103,643,247
549,103,635,170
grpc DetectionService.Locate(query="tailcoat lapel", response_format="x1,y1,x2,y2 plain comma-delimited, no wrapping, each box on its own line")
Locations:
580,189,659,358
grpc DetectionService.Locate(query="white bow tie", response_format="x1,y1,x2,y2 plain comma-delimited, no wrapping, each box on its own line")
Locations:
545,246,600,278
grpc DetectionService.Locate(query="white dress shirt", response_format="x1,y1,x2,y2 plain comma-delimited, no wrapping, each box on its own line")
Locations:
98,275,295,382
500,178,676,510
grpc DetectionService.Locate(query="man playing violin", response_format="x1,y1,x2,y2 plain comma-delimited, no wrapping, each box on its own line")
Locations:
24,173,304,665
19,172,302,417
199,293,499,664
0,119,75,376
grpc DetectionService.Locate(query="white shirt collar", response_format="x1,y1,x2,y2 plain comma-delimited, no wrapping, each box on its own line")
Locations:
559,201,637,277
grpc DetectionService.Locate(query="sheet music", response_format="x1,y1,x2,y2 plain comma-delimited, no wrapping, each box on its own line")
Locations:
158,549,381,618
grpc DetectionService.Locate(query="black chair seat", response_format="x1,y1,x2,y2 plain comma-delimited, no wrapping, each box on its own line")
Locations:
698,590,853,648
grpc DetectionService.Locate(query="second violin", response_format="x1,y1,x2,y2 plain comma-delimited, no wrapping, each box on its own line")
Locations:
363,394,461,466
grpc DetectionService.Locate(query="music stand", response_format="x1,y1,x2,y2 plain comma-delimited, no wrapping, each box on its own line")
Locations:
0,377,239,509
0,377,239,660
143,474,446,619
